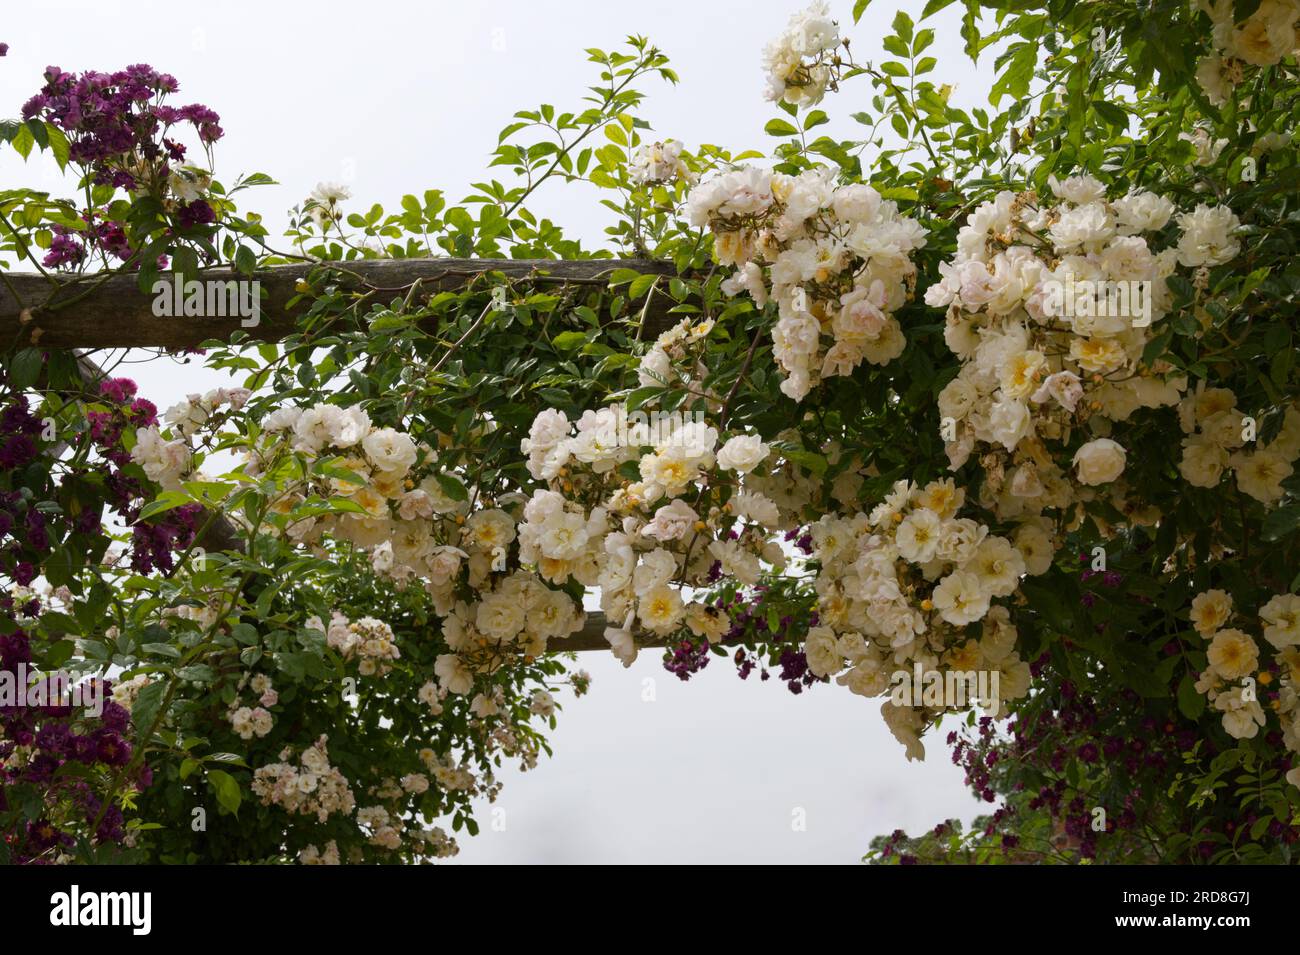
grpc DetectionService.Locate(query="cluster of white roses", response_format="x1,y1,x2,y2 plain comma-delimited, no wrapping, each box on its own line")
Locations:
1195,0,1299,106
802,478,1037,757
1189,588,1300,788
132,388,255,491
251,735,357,823
301,612,402,676
762,0,841,106
227,672,277,740
354,803,456,857
108,672,153,711
1177,387,1300,504
253,402,429,551
418,746,479,793
631,316,717,400
686,165,926,401
163,386,251,438
251,403,586,701
629,140,693,186
430,563,586,698
305,181,352,230
298,840,342,865
260,746,459,861
131,426,192,491
519,321,789,666
229,705,272,740
924,176,1245,524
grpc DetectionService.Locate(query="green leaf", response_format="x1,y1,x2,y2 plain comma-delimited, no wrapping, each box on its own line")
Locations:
1093,100,1129,129
234,244,258,275
8,348,44,390
803,110,829,131
782,449,827,476
891,9,914,43
1177,673,1206,720
131,681,167,739
1262,504,1300,542
10,123,34,160
208,769,242,814
433,472,469,502
232,623,260,646
764,118,800,137
45,124,70,169
627,273,659,300
882,36,911,57
550,330,589,350
138,490,193,521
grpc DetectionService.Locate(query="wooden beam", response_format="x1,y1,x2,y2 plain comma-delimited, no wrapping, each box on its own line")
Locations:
0,258,682,350
562,611,740,655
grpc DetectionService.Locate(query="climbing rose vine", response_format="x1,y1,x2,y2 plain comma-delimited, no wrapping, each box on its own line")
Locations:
2,0,1299,865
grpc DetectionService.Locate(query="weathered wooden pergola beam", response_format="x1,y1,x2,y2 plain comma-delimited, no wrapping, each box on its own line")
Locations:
562,613,738,655
0,258,682,349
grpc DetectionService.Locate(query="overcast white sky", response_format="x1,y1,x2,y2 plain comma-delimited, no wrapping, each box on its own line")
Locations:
2,0,1001,863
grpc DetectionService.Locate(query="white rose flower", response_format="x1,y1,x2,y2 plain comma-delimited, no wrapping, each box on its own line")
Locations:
1176,204,1241,267
987,396,1033,452
1048,173,1107,205
931,570,991,626
434,653,474,695
363,427,418,474
642,498,698,542
638,584,686,634
804,625,843,678
938,376,978,421
1180,434,1229,488
604,613,639,668
1013,522,1055,576
1073,438,1127,486
1112,190,1175,234
1206,628,1259,680
1031,370,1084,413
716,434,771,474
732,490,781,527
1190,589,1233,635
1260,593,1300,649
329,406,371,448
896,509,943,565
1048,202,1115,250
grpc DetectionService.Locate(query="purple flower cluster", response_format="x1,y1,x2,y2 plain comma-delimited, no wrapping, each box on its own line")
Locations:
0,589,145,863
0,374,212,861
1078,551,1125,609
0,395,62,587
783,527,813,555
22,64,222,190
663,638,711,681
655,580,822,694
41,212,133,270
1,375,199,589
943,658,1300,862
